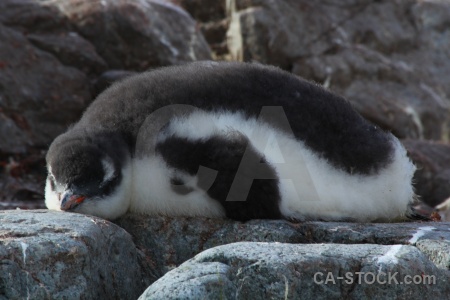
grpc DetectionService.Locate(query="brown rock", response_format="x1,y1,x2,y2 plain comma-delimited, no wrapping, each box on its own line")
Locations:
0,22,91,149
403,139,450,207
27,32,107,75
227,0,450,141
0,0,213,153
169,0,226,22
50,0,212,70
169,0,229,58
0,112,29,154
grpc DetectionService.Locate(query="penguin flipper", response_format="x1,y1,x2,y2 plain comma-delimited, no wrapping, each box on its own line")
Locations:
155,131,283,221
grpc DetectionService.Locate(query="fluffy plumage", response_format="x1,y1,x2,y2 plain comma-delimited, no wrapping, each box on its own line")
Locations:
45,61,418,221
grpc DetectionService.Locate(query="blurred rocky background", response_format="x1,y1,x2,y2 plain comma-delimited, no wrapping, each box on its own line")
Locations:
1,0,450,212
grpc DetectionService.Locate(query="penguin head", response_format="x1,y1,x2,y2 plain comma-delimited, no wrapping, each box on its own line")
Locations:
45,134,131,220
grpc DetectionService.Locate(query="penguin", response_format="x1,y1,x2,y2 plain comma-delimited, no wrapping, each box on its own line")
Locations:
45,61,420,222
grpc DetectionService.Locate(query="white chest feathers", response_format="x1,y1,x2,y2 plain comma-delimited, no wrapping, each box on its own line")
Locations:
124,111,415,222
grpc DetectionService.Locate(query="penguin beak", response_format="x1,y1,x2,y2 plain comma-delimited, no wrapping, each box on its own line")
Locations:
60,192,86,211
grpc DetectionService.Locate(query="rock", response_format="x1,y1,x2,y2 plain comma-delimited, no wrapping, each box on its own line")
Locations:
0,210,147,299
139,260,235,300
0,112,29,154
226,0,450,141
2,211,450,298
410,0,450,97
114,215,306,281
27,31,107,75
0,0,212,152
169,0,228,57
49,0,212,70
0,22,91,150
339,77,447,140
0,151,47,208
0,2,92,207
0,171,45,207
140,242,450,299
403,139,450,207
227,0,310,68
115,214,450,278
169,0,225,22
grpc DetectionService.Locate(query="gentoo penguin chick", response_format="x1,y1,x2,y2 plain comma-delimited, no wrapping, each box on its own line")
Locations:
45,61,419,222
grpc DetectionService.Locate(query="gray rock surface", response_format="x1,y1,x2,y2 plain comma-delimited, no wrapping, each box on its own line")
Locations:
140,242,450,300
116,214,450,276
0,210,147,299
1,210,450,299
114,214,307,280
